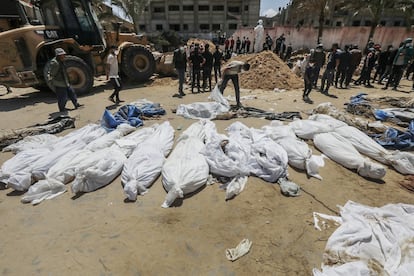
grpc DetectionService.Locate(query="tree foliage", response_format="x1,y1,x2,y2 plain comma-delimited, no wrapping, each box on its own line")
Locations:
110,0,151,33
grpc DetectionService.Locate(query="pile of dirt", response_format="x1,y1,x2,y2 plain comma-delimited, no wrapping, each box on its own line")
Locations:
229,51,303,91
187,38,216,51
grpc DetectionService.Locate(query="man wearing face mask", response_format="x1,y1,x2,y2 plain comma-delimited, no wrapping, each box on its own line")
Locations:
172,43,187,98
383,38,414,91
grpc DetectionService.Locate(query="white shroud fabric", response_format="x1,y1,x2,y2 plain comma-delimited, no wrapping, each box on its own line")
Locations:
314,132,386,179
161,120,210,208
313,201,414,276
122,122,174,200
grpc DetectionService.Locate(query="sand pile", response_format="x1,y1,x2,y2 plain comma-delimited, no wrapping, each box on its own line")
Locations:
187,38,216,51
230,51,304,91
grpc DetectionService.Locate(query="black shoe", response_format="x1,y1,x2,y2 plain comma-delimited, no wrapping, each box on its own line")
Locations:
74,103,84,109
382,87,388,90
172,93,182,98
116,99,125,103
365,84,374,88
180,93,186,97
392,87,397,91
108,97,115,103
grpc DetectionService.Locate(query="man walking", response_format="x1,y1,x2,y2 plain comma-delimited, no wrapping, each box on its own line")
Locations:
220,61,250,109
172,43,187,98
106,45,123,103
47,48,82,112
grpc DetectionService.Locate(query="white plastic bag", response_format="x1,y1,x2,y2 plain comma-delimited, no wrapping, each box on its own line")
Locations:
176,85,230,119
161,121,210,208
314,132,386,179
122,122,174,200
289,119,334,140
21,178,66,205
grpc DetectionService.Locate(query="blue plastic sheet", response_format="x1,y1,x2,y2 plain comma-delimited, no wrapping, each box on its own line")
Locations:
101,104,166,131
372,120,414,150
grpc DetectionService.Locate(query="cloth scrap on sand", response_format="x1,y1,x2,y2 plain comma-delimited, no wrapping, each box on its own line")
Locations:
226,239,252,261
313,200,414,276
0,115,75,150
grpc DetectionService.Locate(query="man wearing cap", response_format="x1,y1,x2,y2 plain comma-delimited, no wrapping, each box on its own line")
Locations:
106,45,123,103
47,48,82,112
383,38,414,91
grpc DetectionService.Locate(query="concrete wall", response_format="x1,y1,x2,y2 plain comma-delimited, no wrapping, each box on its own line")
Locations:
233,26,414,51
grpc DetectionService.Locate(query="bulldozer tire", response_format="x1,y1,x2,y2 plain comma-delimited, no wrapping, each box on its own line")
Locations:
43,55,93,96
121,45,155,82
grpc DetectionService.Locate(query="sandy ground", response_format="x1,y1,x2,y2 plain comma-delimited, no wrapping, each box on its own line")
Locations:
0,76,413,275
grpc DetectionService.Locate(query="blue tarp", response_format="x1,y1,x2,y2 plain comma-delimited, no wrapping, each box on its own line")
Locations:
371,121,414,150
101,104,166,130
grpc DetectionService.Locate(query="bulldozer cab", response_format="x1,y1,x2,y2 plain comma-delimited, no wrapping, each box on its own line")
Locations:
36,0,106,48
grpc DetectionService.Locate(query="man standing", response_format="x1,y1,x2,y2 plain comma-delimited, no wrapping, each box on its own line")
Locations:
310,44,326,88
172,43,187,98
220,61,250,108
303,59,318,103
346,44,362,88
213,45,224,84
335,45,351,88
47,48,82,112
202,43,213,92
383,38,414,91
320,43,340,95
106,45,123,103
188,43,205,94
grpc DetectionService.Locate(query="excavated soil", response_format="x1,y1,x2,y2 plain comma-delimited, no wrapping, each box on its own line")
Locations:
229,51,303,91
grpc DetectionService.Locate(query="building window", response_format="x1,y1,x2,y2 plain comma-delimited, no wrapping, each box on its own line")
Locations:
380,20,386,26
139,24,146,31
200,24,209,30
212,24,220,31
394,21,401,26
244,5,249,11
169,24,180,31
228,7,240,13
183,5,193,11
336,21,342,26
168,5,179,11
199,5,209,11
228,23,237,30
183,24,188,30
352,20,361,26
156,24,163,31
153,7,165,13
364,20,371,26
212,5,224,11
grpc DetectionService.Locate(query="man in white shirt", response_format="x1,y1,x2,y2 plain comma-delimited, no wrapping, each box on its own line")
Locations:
106,45,123,103
220,60,250,108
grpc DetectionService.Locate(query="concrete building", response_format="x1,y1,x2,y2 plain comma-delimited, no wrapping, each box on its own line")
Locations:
137,0,260,38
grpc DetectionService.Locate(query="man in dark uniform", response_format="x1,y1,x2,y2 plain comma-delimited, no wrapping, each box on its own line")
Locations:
172,43,187,98
320,43,340,95
212,45,224,85
188,43,205,94
202,43,213,92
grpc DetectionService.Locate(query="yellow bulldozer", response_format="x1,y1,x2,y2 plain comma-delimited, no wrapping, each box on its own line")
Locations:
0,0,159,95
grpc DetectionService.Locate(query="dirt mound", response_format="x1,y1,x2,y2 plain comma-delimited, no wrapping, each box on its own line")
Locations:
187,38,216,51
230,51,303,91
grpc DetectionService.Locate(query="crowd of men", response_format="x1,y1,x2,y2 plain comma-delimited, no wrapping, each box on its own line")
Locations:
292,38,414,103
172,36,414,107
